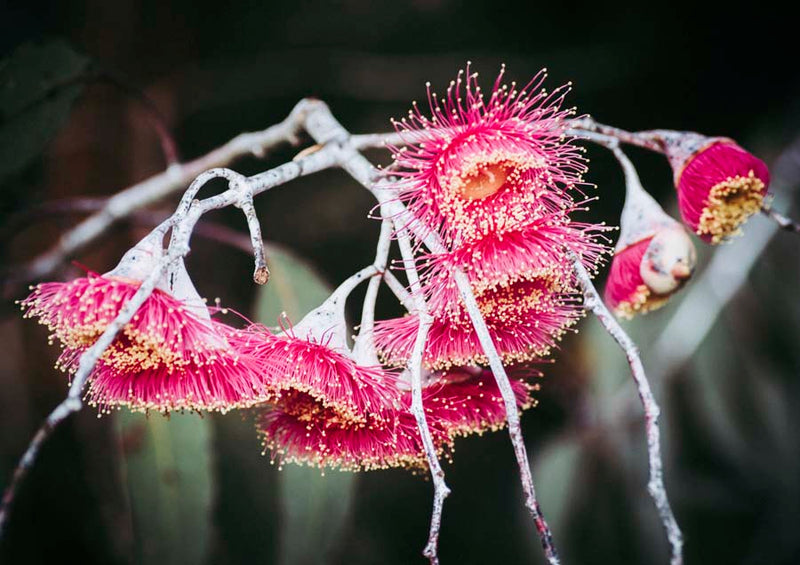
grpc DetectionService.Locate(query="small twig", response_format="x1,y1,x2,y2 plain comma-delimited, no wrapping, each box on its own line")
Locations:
453,269,561,565
382,270,416,313
235,192,270,285
569,117,665,152
571,253,684,565
8,64,180,166
761,203,800,233
5,99,314,296
301,106,452,564
393,226,450,565
353,220,392,364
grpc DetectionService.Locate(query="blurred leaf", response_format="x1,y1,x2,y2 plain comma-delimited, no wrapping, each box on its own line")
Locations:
115,412,213,565
254,245,356,565
0,39,90,184
254,244,332,325
277,466,355,565
533,434,585,535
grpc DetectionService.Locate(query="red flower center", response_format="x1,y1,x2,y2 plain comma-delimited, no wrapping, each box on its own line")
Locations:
459,163,509,200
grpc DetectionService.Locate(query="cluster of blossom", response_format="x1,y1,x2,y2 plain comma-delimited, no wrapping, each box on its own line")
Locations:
20,65,770,473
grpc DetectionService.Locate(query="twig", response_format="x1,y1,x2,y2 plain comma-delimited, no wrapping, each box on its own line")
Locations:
300,105,452,564
93,67,181,166
453,270,561,565
7,64,180,166
393,228,450,565
353,220,392,364
236,193,270,285
760,203,800,233
569,117,664,152
571,254,684,565
382,270,416,313
4,99,314,296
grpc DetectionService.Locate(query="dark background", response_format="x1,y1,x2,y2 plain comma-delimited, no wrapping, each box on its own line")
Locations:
1,1,799,564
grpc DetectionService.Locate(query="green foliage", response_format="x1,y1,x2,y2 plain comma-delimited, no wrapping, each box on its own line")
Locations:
115,411,213,565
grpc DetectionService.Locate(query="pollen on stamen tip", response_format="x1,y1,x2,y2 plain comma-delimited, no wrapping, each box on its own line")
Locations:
236,324,402,427
374,273,584,370
414,367,539,439
20,274,274,413
385,64,596,252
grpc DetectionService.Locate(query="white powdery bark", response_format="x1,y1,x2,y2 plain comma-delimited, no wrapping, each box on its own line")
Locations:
571,254,683,565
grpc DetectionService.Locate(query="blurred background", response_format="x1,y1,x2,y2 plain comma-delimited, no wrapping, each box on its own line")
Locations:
1,1,799,564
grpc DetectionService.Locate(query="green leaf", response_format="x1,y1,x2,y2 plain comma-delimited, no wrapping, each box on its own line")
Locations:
0,39,90,184
533,434,585,535
115,412,213,565
277,466,355,565
254,244,332,326
254,245,357,565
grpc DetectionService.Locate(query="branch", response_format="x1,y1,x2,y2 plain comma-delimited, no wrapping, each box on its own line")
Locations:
4,99,314,297
571,254,684,565
353,220,392,364
761,202,800,233
93,67,181,166
453,270,561,565
393,227,450,565
569,117,664,152
300,105,451,564
383,270,416,313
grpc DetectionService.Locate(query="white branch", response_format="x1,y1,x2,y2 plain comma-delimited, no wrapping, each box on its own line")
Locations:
353,220,392,365
7,99,316,293
571,254,683,565
301,104,452,564
453,269,561,565
382,270,416,313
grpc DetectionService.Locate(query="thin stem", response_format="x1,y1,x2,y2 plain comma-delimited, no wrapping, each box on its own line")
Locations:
571,254,684,565
93,67,181,166
383,270,416,313
761,203,800,234
300,102,451,564
452,269,561,565
354,220,392,364
7,98,316,294
235,192,270,285
395,227,450,565
570,117,665,152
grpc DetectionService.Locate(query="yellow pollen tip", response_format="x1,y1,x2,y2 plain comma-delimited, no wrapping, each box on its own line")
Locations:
697,171,765,244
614,285,671,319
